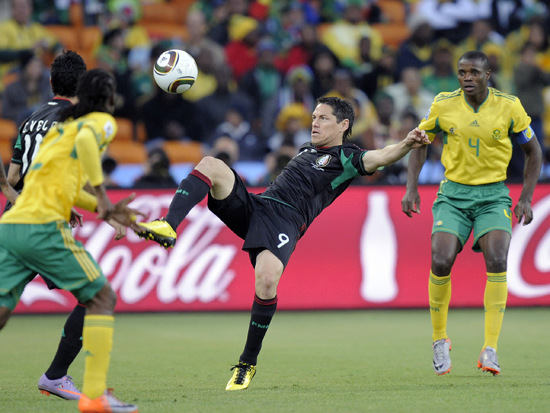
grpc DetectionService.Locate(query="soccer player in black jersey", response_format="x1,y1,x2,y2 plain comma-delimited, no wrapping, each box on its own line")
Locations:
137,96,430,390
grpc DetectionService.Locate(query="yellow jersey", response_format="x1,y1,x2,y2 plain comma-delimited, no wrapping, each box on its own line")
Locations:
419,87,532,185
1,112,117,224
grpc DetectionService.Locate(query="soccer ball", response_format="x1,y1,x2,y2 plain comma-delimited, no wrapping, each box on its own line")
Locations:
153,49,198,94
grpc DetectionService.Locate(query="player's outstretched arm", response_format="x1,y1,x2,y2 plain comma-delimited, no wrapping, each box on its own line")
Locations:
514,136,542,225
362,128,429,173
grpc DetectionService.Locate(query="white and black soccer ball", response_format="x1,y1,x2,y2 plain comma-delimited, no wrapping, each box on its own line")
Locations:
153,49,198,94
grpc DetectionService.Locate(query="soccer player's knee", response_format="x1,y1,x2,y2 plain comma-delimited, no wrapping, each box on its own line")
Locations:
431,252,454,275
256,271,279,296
485,253,507,273
88,285,117,313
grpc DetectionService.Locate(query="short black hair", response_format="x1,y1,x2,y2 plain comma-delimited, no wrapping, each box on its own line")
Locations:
50,50,87,97
59,68,116,121
316,96,354,141
458,51,490,71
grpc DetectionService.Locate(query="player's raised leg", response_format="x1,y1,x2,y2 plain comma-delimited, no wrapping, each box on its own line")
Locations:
137,157,234,248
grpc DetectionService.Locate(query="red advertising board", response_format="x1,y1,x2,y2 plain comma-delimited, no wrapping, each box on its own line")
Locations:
10,184,550,313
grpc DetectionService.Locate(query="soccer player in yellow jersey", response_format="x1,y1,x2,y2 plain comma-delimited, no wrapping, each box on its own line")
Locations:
0,69,142,413
402,51,542,377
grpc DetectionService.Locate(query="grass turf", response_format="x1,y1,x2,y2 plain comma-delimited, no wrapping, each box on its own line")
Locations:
1,308,548,413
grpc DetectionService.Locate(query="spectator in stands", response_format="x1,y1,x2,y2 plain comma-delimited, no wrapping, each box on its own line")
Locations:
262,64,316,139
267,103,311,153
509,42,550,181
132,147,177,189
363,92,400,151
355,44,398,101
324,68,377,143
239,37,284,138
209,134,240,168
320,0,383,70
1,53,52,124
184,9,227,69
383,66,435,121
0,0,61,93
210,102,266,161
278,23,332,74
506,15,550,71
196,64,255,143
95,27,135,119
265,1,306,53
484,44,514,93
185,47,219,103
207,0,250,47
488,0,544,37
395,14,435,77
140,86,203,149
415,0,488,43
310,48,340,98
453,19,506,67
224,14,262,81
422,41,460,95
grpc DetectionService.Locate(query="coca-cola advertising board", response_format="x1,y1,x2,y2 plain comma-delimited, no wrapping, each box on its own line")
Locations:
9,184,550,313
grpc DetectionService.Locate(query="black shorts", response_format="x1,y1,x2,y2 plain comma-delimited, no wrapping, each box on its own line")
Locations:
207,170,305,268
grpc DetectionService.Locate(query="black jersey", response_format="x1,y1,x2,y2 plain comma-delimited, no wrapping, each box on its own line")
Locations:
261,142,373,229
11,98,72,191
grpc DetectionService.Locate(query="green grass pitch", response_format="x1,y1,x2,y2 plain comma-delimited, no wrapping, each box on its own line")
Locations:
1,308,549,413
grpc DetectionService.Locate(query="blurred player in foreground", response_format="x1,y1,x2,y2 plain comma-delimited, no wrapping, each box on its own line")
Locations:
402,50,542,376
0,68,143,413
5,49,88,400
136,96,429,390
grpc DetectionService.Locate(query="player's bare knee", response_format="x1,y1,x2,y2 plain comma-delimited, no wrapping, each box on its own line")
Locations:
431,253,454,276
196,156,228,177
85,284,117,314
485,254,508,273
255,271,280,298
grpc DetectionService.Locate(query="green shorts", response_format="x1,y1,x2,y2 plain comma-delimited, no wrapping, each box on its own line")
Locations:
432,180,513,252
0,221,106,311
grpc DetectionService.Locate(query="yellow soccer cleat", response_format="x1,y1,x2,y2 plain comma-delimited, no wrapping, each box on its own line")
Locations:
136,219,177,249
225,362,256,391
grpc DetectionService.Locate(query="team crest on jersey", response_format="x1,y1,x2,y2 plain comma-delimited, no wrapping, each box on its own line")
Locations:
492,129,501,140
449,127,455,135
104,121,115,139
315,154,332,168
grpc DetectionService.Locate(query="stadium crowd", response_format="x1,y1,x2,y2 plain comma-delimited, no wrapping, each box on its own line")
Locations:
0,0,549,187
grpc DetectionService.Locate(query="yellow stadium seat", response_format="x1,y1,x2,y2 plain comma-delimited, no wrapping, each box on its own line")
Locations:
162,141,203,164
141,22,189,43
378,0,407,24
115,117,135,141
107,141,147,164
372,23,410,50
46,25,80,52
141,3,185,25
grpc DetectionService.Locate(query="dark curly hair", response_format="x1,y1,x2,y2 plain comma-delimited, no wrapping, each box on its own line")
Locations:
50,50,87,98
